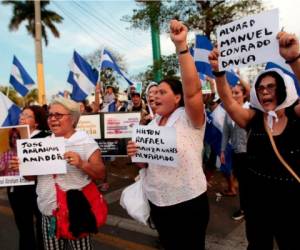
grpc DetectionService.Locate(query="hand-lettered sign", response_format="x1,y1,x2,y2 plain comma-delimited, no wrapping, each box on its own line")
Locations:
17,137,66,176
131,125,178,167
217,9,279,70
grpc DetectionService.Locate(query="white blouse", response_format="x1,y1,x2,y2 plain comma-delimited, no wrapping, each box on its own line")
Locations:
143,108,207,207
36,130,99,215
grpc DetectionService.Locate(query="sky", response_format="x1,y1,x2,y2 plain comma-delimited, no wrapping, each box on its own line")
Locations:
0,0,300,101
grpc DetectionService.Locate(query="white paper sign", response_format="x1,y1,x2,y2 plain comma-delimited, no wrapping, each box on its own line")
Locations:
17,137,66,176
77,114,101,139
217,9,279,70
104,112,140,139
131,126,178,167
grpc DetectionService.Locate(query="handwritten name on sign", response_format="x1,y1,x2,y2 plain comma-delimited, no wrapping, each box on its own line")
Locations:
217,9,279,70
17,137,66,176
131,126,178,167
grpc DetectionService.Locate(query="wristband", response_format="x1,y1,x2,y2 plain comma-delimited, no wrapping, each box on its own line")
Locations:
285,54,300,64
212,71,226,77
177,46,189,55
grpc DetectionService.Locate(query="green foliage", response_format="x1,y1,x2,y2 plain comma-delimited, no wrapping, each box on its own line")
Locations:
0,86,39,107
135,53,180,95
124,0,264,40
2,0,63,46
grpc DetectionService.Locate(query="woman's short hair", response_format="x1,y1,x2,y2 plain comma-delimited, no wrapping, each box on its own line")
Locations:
145,82,158,97
23,105,49,131
159,78,185,107
255,71,287,106
50,97,81,128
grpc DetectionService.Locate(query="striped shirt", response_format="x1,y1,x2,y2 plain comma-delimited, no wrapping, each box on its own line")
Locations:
0,150,19,176
36,130,99,215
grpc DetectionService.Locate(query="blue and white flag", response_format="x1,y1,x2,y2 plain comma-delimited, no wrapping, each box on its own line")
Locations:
265,61,300,96
204,105,232,175
194,35,214,78
67,50,98,102
225,70,239,86
193,35,240,86
9,56,34,97
0,92,21,126
100,49,134,86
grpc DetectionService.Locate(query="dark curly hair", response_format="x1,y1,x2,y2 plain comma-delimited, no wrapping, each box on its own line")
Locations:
158,78,185,107
23,105,49,131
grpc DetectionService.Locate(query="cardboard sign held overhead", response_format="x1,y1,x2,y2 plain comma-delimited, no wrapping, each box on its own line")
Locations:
217,9,279,70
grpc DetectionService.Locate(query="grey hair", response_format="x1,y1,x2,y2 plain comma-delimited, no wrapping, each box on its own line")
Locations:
145,81,158,97
49,96,81,128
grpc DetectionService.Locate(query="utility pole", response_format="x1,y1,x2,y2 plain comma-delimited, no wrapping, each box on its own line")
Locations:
150,20,162,82
34,0,46,105
149,2,162,82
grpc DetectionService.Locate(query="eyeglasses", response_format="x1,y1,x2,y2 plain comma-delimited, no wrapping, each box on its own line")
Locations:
47,113,71,120
20,113,34,119
256,83,276,94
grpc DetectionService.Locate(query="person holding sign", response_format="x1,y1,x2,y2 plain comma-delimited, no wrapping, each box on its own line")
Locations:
208,31,300,250
11,97,106,249
9,106,50,250
127,20,209,250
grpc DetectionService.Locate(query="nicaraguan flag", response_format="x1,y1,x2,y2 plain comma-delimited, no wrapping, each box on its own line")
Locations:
100,49,134,86
193,35,240,87
265,61,300,96
67,51,98,102
225,70,239,86
9,56,34,97
194,35,214,78
0,92,21,126
204,105,232,175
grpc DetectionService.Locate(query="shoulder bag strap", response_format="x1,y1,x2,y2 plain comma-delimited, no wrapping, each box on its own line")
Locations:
264,122,300,183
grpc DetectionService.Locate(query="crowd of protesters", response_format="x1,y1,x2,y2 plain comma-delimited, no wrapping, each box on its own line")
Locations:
0,18,299,250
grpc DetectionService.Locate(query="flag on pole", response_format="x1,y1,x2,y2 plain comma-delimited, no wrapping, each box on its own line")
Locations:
204,105,232,174
9,56,34,97
99,49,134,86
193,35,214,78
67,51,98,102
265,61,300,96
0,92,21,126
193,35,240,86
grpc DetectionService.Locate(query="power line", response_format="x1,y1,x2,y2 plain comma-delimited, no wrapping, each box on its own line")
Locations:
81,2,146,47
73,1,142,48
53,1,129,52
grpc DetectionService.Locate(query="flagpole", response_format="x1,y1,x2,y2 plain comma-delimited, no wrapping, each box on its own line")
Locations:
34,0,46,105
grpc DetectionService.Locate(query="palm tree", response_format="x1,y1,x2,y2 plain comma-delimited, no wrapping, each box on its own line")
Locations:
2,0,63,46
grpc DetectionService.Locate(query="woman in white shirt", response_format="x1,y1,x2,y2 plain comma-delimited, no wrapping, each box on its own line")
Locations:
127,20,209,250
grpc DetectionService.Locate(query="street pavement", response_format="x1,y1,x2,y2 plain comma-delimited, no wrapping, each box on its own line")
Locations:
0,157,250,250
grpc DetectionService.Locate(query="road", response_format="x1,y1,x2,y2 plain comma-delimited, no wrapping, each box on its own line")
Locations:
0,158,249,250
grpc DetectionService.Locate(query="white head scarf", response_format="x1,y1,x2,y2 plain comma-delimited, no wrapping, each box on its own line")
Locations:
250,68,298,130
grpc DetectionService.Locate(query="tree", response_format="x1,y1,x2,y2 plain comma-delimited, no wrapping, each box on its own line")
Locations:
135,53,180,95
2,0,63,46
0,86,39,107
84,47,128,93
168,0,264,40
124,0,264,40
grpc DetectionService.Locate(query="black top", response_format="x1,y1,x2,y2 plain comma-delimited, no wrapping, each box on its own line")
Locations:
246,105,300,183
